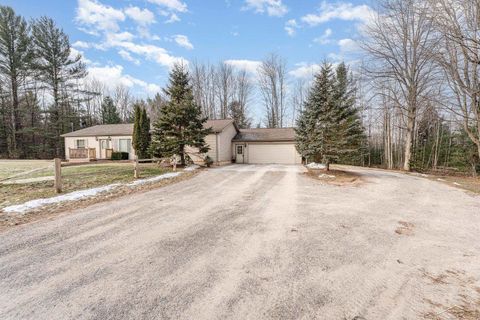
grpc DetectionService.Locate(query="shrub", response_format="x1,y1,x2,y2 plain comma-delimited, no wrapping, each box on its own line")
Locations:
205,155,213,167
111,152,129,160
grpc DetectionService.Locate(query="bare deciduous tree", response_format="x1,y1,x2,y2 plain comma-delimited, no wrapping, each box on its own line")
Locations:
361,0,438,171
258,53,288,128
428,0,480,159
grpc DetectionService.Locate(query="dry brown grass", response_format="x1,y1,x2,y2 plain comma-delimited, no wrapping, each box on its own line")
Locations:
305,168,363,186
0,170,199,231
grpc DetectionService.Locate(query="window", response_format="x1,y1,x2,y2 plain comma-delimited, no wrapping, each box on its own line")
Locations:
236,145,243,155
119,139,132,153
76,139,86,148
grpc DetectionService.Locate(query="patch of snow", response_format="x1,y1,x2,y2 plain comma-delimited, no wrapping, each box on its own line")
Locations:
184,165,200,172
306,163,327,170
3,183,121,214
127,172,182,187
3,172,183,214
319,174,336,179
437,178,446,182
453,182,462,186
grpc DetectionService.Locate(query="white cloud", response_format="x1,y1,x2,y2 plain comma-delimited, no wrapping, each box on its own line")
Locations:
338,38,359,53
173,35,194,50
289,63,322,79
87,65,161,95
284,19,298,36
224,59,262,74
301,1,374,26
76,0,125,33
313,28,333,44
124,6,156,26
115,41,187,68
105,31,135,43
147,0,187,12
165,13,181,23
243,0,288,17
73,40,91,49
118,50,141,65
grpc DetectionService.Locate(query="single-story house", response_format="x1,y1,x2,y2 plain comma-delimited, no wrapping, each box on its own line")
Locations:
61,119,302,165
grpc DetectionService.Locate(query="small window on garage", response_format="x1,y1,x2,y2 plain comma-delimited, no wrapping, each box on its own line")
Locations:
236,145,243,155
76,139,86,148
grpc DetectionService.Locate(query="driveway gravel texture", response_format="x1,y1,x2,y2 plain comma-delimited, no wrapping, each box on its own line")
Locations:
1,164,479,320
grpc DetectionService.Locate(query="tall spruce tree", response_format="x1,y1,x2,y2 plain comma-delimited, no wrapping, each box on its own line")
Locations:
295,62,365,170
333,63,366,164
150,63,211,165
100,96,121,124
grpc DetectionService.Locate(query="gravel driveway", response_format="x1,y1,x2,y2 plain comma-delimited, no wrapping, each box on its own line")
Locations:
1,164,479,319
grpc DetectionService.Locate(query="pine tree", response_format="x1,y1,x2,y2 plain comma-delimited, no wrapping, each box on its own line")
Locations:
295,62,365,170
333,63,366,165
31,16,86,156
296,62,335,167
150,63,211,165
0,6,32,158
100,96,121,124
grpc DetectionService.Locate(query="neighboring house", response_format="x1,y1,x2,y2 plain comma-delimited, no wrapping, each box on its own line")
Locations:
61,120,302,165
61,124,135,161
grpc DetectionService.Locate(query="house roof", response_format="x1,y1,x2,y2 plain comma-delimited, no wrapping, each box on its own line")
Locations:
60,124,134,137
204,119,238,133
61,119,238,138
233,128,296,142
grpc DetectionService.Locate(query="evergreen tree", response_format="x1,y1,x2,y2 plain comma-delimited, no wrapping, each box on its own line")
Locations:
31,16,86,156
141,107,151,156
295,62,365,170
333,63,366,164
100,96,121,124
132,104,142,157
132,103,151,159
0,6,32,158
150,63,211,165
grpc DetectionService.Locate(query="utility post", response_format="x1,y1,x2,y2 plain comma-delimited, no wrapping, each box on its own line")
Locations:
54,158,62,193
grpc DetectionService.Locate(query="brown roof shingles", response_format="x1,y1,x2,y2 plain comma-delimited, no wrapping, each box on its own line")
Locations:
233,128,296,142
60,124,134,137
61,120,295,143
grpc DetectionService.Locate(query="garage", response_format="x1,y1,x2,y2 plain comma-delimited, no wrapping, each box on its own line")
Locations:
232,128,302,165
247,143,301,164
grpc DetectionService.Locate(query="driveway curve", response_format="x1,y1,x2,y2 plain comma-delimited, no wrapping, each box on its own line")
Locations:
0,165,479,319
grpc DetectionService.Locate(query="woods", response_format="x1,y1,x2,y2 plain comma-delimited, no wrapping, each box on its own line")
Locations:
358,0,480,175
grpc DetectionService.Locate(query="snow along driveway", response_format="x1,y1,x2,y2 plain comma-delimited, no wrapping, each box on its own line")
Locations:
0,164,479,319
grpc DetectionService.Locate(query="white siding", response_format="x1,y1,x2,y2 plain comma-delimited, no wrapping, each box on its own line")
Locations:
64,135,136,160
205,134,218,162
217,124,237,163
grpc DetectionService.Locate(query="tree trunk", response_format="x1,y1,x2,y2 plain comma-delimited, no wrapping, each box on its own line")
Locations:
403,108,416,171
180,145,185,166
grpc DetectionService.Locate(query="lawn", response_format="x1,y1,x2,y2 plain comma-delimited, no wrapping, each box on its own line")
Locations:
0,161,172,210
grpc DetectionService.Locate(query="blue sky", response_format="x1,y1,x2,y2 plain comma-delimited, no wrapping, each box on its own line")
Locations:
3,0,373,120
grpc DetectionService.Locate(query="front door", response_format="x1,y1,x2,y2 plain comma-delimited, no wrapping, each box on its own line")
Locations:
236,145,245,164
99,139,109,159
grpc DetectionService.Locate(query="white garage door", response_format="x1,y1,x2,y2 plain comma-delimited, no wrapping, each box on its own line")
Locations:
248,143,301,164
